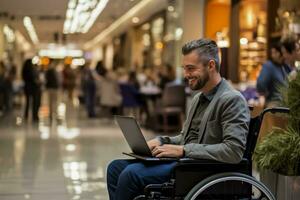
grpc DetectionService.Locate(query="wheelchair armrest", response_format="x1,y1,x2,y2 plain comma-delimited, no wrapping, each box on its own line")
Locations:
172,158,251,196
260,107,290,119
176,157,249,165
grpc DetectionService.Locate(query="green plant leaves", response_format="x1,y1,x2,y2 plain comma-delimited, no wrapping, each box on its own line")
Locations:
254,72,300,176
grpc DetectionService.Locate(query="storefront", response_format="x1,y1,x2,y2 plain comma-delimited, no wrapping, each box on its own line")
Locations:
204,0,268,82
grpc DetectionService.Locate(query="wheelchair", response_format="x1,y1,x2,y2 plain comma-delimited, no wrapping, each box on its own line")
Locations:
133,107,290,200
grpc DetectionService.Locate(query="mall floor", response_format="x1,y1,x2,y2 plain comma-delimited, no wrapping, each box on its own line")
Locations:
0,94,158,200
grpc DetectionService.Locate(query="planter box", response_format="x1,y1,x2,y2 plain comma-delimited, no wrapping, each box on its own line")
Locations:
260,170,300,200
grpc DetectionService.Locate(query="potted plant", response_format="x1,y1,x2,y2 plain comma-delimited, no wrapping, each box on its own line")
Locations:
254,72,300,199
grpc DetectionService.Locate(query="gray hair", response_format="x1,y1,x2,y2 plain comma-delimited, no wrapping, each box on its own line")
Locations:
182,38,220,72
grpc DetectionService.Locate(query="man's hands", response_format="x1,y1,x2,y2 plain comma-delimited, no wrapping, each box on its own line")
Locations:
147,138,161,151
147,138,184,158
152,144,184,158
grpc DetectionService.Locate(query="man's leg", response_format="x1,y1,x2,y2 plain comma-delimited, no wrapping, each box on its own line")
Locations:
107,159,177,200
107,159,136,200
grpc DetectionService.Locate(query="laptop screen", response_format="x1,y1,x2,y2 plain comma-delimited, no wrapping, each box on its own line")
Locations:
115,116,152,156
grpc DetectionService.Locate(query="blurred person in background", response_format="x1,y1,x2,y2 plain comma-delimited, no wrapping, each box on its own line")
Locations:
0,62,5,114
118,71,141,118
0,61,16,112
281,37,300,80
81,62,98,118
45,60,60,121
128,71,140,90
158,63,176,89
281,37,299,69
95,60,107,77
256,43,291,108
22,59,42,122
98,69,122,118
62,63,76,100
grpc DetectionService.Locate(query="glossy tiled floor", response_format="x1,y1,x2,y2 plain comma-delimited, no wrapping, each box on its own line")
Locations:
0,96,158,200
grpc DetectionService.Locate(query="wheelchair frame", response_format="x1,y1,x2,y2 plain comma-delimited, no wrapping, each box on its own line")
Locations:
134,107,290,200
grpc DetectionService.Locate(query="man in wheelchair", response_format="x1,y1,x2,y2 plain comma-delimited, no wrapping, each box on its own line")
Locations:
107,38,251,200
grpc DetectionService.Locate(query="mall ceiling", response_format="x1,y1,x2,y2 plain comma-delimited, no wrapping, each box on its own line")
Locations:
0,0,143,47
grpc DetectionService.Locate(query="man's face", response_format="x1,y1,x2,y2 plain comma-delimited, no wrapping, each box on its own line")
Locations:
271,48,282,64
281,44,300,66
182,51,209,90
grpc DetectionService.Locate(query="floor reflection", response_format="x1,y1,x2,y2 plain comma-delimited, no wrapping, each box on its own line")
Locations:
0,97,157,199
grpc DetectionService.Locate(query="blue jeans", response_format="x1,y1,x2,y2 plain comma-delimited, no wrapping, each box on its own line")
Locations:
107,159,177,200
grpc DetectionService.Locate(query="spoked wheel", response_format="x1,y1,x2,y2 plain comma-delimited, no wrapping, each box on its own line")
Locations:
184,172,275,200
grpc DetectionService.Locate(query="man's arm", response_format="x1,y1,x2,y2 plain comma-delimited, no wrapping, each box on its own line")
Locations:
147,93,200,157
257,62,272,95
183,93,250,163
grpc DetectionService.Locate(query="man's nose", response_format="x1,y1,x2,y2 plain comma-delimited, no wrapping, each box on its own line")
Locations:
183,70,191,77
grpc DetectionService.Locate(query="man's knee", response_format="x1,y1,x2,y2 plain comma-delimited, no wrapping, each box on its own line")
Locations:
107,160,120,171
107,159,123,177
119,163,144,186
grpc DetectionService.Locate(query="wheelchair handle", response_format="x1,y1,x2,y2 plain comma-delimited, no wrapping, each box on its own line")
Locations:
260,107,290,120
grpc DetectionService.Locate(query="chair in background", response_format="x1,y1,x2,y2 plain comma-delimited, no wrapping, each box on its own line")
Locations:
155,83,186,133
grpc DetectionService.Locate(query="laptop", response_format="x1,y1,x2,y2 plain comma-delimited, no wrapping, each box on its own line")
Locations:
115,115,178,161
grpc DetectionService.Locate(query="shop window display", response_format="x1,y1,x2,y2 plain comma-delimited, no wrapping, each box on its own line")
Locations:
239,0,267,82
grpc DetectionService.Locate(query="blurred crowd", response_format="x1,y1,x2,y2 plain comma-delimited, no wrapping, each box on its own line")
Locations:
0,57,178,124
0,37,299,123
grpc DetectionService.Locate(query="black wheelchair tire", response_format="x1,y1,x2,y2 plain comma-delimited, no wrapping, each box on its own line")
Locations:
184,172,275,200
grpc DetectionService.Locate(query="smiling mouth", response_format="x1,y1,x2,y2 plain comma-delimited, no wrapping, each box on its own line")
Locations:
188,78,196,83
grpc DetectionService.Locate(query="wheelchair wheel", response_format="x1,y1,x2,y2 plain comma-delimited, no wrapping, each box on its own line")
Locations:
184,172,275,200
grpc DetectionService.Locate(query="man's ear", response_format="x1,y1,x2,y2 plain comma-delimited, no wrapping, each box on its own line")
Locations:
208,60,216,71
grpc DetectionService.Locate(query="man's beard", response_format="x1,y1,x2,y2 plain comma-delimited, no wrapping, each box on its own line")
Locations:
188,73,209,90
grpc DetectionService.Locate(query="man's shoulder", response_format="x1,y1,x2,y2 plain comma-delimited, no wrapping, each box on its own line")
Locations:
262,60,277,70
220,84,247,104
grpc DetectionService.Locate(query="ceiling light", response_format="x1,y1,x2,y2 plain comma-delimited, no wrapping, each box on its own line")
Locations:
132,17,140,24
65,144,76,152
72,58,85,66
3,25,15,43
167,6,174,12
23,16,39,44
38,45,83,59
63,0,109,34
84,0,153,49
240,37,248,46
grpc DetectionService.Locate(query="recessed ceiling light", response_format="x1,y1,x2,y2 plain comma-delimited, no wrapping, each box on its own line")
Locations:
23,16,39,44
63,0,109,34
132,17,140,23
167,6,174,12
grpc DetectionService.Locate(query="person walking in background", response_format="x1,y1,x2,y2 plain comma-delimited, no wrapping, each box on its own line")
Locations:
81,62,98,118
62,64,76,100
0,61,16,112
22,59,41,122
257,43,291,108
45,60,60,121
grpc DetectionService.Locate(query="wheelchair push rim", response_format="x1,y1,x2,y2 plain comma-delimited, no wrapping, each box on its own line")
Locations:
184,172,275,200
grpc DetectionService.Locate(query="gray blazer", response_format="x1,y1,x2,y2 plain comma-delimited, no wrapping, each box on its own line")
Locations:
160,79,250,163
